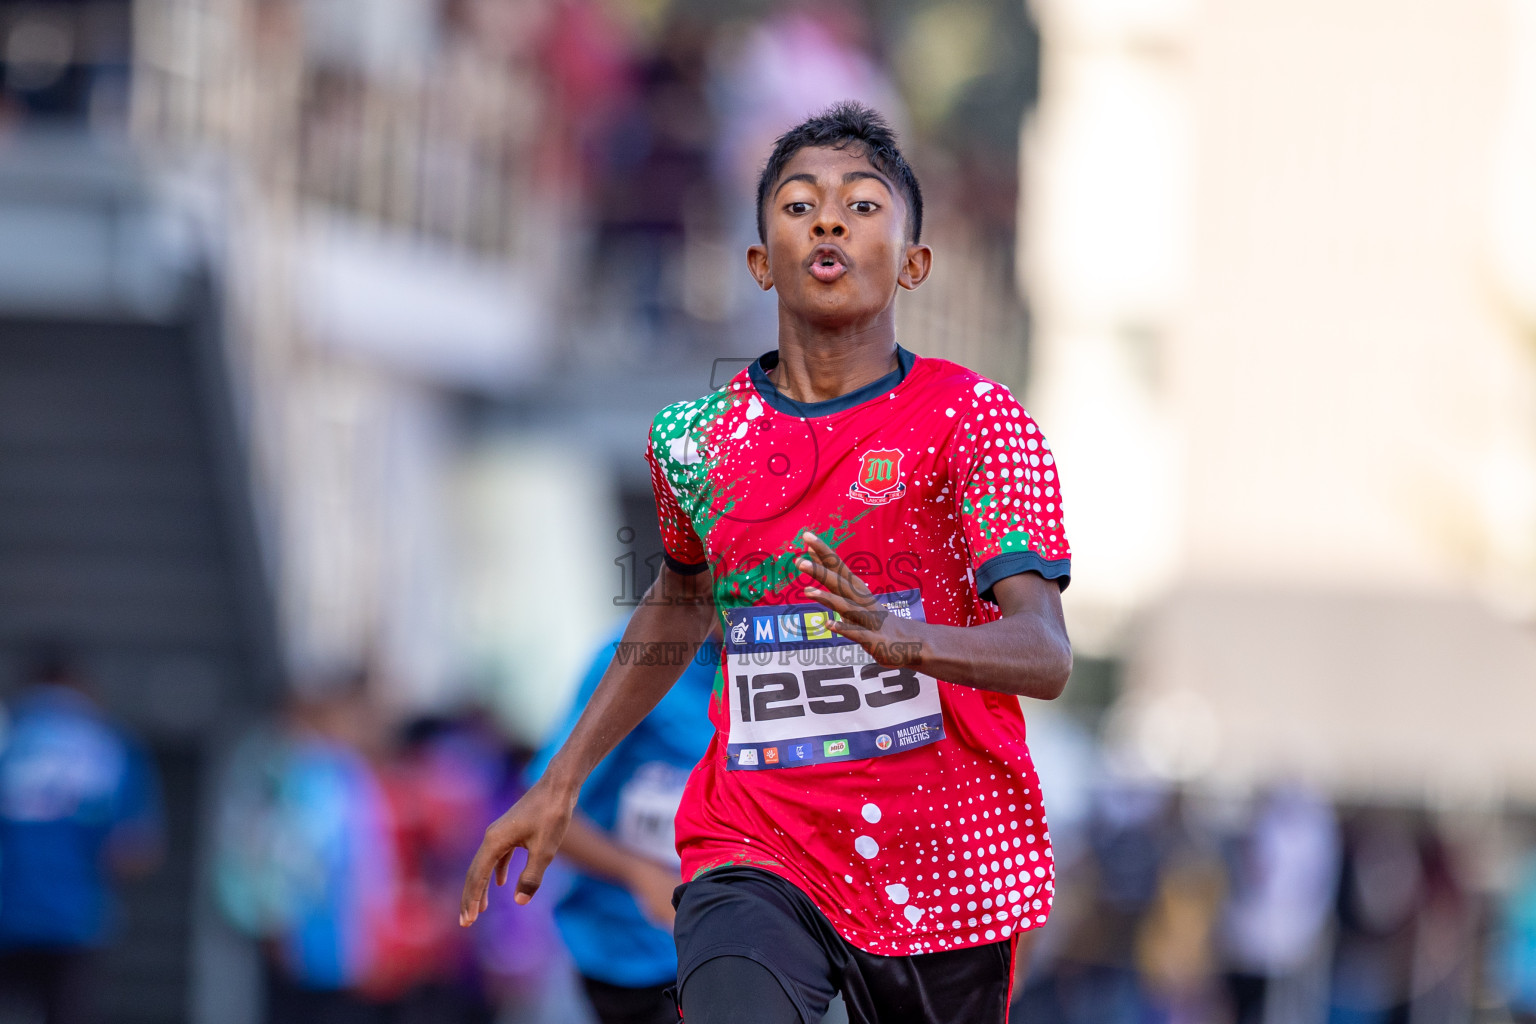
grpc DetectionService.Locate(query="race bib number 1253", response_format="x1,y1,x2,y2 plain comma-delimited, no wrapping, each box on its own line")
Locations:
722,588,944,771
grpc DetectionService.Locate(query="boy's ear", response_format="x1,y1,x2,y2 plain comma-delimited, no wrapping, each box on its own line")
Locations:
746,243,774,291
898,243,933,291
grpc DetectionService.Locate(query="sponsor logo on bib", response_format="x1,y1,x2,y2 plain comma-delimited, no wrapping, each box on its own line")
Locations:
897,721,936,746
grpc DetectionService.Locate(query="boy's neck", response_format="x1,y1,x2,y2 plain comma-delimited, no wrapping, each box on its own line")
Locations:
768,309,900,404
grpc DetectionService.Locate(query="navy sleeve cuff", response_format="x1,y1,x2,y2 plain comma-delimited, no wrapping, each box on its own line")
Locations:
664,552,710,576
975,552,1071,603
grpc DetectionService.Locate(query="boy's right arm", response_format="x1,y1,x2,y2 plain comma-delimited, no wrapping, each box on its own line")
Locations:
459,563,715,926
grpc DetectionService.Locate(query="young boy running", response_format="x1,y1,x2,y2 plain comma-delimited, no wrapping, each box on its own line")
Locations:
462,102,1073,1024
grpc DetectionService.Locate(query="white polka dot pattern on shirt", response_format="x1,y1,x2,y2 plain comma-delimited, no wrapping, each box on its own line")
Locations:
945,386,1069,592
840,767,1057,955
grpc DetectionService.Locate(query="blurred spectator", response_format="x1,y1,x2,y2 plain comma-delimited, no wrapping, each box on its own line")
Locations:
708,4,904,202
1328,814,1423,1024
1498,839,1536,1023
1009,707,1102,994
1406,830,1474,1024
263,680,399,1024
454,758,571,1020
1222,785,1341,1024
1133,796,1227,1024
214,677,397,1024
587,14,719,350
373,714,519,1023
538,0,639,192
1011,780,1171,1024
0,2,131,126
0,642,164,1024
525,621,721,1024
212,716,295,955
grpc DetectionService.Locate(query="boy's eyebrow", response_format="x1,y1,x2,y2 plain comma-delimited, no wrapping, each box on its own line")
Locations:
842,170,893,194
772,170,895,198
773,172,819,197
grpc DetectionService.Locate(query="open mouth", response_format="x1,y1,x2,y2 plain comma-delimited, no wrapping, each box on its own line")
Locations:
808,244,849,283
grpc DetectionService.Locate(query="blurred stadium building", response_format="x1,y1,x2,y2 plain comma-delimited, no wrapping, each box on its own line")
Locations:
1022,0,1536,801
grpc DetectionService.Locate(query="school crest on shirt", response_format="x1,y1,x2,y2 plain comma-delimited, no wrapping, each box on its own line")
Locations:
849,448,907,506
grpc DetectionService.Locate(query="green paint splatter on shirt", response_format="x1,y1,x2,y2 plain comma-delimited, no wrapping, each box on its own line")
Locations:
690,851,785,881
650,388,874,711
1000,530,1033,553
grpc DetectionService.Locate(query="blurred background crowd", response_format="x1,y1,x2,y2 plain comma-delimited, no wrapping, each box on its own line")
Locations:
1,0,1536,1021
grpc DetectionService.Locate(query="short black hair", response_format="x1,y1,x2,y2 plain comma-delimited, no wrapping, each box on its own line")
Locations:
756,101,924,245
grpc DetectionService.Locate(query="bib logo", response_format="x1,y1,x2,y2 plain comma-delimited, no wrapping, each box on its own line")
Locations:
730,619,749,645
850,449,907,506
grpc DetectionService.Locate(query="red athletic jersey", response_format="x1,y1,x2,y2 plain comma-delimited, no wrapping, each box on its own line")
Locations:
644,348,1071,956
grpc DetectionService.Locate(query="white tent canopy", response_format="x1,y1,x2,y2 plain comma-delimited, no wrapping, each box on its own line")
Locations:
1111,588,1536,805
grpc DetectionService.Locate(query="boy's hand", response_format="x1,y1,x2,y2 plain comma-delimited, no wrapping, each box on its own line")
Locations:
459,778,575,926
626,859,681,929
796,531,924,666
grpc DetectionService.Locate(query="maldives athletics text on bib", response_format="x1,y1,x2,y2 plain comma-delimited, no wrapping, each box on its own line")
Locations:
722,588,943,770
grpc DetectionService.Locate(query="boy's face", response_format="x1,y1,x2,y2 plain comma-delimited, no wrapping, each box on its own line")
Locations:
747,145,931,327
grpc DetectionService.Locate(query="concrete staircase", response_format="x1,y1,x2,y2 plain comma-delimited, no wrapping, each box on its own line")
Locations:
0,141,280,1023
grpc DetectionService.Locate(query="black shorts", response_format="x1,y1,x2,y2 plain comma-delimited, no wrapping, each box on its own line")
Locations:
579,975,680,1024
672,866,1017,1024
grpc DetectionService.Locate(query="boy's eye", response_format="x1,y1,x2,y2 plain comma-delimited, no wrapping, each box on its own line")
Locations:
786,201,812,215
851,201,878,214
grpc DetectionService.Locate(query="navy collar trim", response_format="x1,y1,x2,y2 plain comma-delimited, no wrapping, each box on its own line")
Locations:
748,346,915,418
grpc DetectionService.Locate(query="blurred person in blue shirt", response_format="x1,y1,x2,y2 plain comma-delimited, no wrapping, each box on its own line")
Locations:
1498,841,1536,1023
268,692,396,1003
0,643,163,1024
213,676,401,1024
524,621,720,1024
